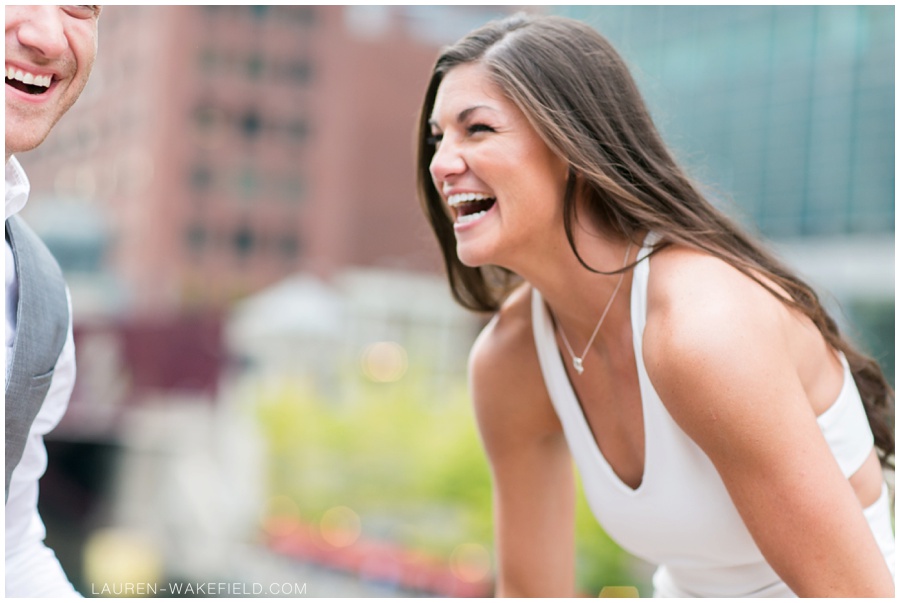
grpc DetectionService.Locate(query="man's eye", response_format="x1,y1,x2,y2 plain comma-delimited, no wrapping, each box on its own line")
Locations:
62,5,100,20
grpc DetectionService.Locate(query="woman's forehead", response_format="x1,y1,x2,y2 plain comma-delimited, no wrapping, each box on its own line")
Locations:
431,63,510,123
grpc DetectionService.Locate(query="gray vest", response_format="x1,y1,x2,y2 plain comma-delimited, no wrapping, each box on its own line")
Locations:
5,215,69,503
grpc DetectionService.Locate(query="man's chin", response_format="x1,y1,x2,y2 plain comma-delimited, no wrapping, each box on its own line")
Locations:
5,133,51,158
6,107,57,157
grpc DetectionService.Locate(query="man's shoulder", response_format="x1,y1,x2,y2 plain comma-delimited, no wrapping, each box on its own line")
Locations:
5,155,31,221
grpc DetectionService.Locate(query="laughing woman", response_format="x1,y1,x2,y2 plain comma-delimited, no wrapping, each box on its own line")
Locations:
415,14,894,597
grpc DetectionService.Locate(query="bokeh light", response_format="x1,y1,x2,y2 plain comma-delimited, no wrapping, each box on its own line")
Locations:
83,528,163,594
261,494,302,538
360,341,408,382
319,505,362,548
449,542,491,583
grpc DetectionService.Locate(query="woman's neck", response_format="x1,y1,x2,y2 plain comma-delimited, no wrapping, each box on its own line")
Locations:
516,233,641,343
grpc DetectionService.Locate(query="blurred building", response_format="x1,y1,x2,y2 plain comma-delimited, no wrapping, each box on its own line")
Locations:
19,5,518,316
227,267,476,399
555,5,895,379
21,6,519,596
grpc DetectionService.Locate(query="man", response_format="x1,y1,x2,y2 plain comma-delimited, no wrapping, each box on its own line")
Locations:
6,5,102,596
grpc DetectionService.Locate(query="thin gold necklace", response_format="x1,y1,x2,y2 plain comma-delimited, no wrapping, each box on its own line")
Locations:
553,242,632,375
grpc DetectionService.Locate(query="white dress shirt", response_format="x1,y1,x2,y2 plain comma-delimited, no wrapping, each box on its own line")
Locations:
5,156,81,597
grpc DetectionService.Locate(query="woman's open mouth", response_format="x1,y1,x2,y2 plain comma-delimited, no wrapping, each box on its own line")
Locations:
448,192,497,225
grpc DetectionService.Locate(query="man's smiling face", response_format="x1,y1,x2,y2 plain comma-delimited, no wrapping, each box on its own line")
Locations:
5,5,101,161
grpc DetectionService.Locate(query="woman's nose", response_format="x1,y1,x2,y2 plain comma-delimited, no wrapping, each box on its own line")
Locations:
429,137,466,187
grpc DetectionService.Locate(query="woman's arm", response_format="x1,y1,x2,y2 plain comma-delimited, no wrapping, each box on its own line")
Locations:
644,250,894,596
469,292,577,597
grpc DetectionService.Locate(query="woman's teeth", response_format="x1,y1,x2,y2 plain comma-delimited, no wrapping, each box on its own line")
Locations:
447,192,492,206
447,192,496,224
457,210,489,225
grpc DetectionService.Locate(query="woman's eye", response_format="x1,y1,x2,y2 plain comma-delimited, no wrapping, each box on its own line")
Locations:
467,123,494,135
425,123,492,148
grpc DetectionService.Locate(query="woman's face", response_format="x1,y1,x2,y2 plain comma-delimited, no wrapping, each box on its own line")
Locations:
428,62,569,269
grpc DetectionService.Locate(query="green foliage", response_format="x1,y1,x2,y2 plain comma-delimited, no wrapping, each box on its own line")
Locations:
255,363,646,593
573,477,651,595
256,367,492,554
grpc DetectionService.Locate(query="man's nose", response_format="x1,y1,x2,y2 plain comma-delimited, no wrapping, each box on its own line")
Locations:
15,6,69,60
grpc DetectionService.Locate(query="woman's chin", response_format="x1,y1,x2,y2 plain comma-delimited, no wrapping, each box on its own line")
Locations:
457,254,486,269
455,244,494,269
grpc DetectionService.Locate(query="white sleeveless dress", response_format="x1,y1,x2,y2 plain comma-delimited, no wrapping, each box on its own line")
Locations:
530,234,895,597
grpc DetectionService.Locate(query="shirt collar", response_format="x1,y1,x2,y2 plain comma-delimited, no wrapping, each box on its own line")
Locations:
5,155,30,221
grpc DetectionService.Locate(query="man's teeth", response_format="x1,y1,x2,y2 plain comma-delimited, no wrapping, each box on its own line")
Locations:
447,192,493,207
5,67,52,88
457,210,488,225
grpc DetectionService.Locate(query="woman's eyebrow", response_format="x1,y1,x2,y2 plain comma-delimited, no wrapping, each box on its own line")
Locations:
429,104,494,129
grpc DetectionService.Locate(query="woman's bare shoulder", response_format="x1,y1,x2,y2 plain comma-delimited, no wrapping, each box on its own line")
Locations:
639,246,893,595
641,245,796,422
469,283,562,456
470,282,536,370
643,244,788,353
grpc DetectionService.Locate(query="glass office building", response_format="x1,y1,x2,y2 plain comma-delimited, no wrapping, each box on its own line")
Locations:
555,6,894,380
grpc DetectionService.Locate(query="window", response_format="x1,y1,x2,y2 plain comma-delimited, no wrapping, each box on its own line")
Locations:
190,165,212,192
278,233,301,260
286,119,310,144
233,223,255,257
246,54,264,79
236,166,260,198
248,5,269,20
186,224,208,254
281,175,305,202
286,60,312,85
241,110,262,140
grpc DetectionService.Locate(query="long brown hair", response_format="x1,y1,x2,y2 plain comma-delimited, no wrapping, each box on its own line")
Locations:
415,13,894,466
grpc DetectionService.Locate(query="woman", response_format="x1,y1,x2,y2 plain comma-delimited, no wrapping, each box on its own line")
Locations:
415,14,894,597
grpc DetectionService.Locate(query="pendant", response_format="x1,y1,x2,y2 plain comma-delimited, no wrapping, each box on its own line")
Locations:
573,357,584,375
